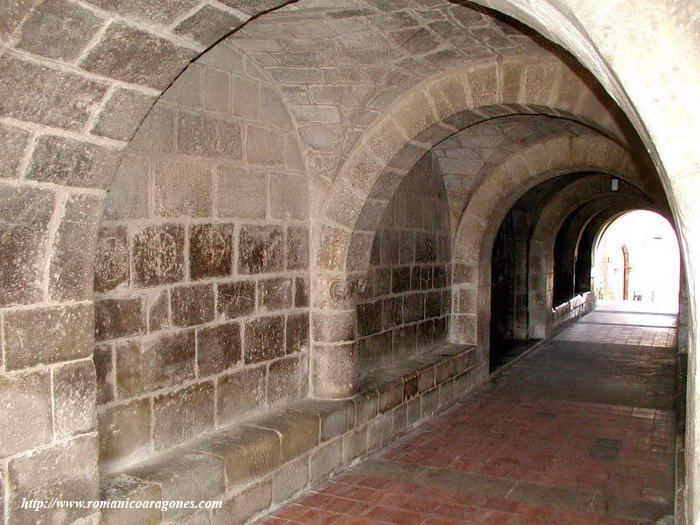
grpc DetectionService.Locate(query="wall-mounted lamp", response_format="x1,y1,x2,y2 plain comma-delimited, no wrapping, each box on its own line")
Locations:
611,178,619,192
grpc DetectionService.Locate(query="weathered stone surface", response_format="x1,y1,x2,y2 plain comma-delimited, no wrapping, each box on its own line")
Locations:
116,331,195,396
153,160,212,217
273,455,308,503
268,356,302,405
175,5,245,47
257,409,319,461
0,370,52,458
310,439,342,482
343,425,369,464
95,225,130,292
171,284,215,327
94,344,115,404
190,223,234,280
0,55,108,131
101,475,162,525
85,0,199,24
217,366,266,423
26,134,119,189
312,343,358,399
178,112,242,160
95,297,145,341
54,360,96,438
0,186,54,306
93,87,156,141
357,300,382,336
247,125,285,165
4,303,94,369
312,311,356,342
270,172,309,221
98,398,152,465
7,436,99,525
104,155,150,220
125,450,224,520
198,322,241,376
193,425,281,488
148,290,170,332
232,76,260,120
212,480,272,525
259,277,293,311
217,167,267,219
153,381,215,450
238,225,284,274
217,280,256,319
80,22,195,89
0,123,30,179
287,226,309,270
132,224,185,287
17,0,102,60
48,193,101,301
129,105,175,154
286,312,309,354
245,316,285,363
295,277,310,307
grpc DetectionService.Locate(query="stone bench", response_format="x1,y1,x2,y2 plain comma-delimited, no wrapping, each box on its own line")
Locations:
101,343,487,524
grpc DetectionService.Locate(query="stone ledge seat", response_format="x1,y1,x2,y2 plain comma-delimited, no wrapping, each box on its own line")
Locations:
101,343,484,524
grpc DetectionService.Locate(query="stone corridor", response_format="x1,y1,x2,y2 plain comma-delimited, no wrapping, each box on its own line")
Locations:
261,303,678,525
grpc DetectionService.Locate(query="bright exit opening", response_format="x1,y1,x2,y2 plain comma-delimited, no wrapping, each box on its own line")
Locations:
592,210,680,312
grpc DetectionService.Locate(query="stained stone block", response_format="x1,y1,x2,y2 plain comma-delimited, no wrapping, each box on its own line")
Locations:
357,301,382,336
0,123,30,179
286,312,309,354
231,76,260,120
0,370,52,458
94,344,114,404
403,292,426,323
177,112,242,161
171,284,215,327
343,425,369,464
238,225,284,274
244,316,285,363
98,398,151,465
95,297,145,341
0,55,108,131
94,225,129,292
312,311,356,343
287,226,309,270
148,290,170,332
54,360,96,438
217,367,266,423
270,172,309,221
217,167,267,219
295,277,310,307
175,5,245,48
4,303,93,370
153,160,212,217
26,134,120,189
116,331,195,396
80,22,195,89
212,481,272,525
153,381,215,450
7,436,99,525
84,0,199,25
217,280,256,319
125,451,224,521
257,409,319,461
49,193,102,301
268,356,302,405
132,224,185,287
190,224,234,279
392,266,411,293
0,186,54,307
298,399,355,441
259,277,293,311
197,322,241,376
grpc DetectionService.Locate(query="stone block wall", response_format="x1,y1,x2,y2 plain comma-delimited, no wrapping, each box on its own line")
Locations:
93,43,311,473
355,153,452,381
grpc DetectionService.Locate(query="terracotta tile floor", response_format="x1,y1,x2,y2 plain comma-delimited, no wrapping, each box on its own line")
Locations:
259,304,678,524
